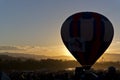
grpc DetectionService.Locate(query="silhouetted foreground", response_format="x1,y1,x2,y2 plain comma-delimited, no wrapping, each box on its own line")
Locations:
1,58,120,70
3,67,120,80
1,59,120,80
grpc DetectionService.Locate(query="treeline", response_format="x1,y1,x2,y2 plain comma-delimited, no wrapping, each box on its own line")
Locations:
0,58,120,71
93,61,120,70
0,58,80,71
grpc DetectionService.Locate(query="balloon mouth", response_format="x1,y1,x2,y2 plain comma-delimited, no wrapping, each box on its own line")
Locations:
82,65,92,70
75,66,91,73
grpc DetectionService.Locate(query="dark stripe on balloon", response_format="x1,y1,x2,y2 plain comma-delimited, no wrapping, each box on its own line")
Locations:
94,17,105,61
70,19,74,37
72,14,80,37
78,18,81,37
101,18,105,41
72,13,85,64
69,51,85,66
89,13,102,65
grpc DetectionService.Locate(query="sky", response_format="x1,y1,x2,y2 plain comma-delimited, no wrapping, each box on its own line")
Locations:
0,0,120,57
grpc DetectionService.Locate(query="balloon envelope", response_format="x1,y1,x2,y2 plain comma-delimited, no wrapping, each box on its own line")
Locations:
61,12,114,68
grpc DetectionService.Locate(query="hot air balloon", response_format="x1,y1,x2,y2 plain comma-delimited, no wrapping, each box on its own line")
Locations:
61,12,114,69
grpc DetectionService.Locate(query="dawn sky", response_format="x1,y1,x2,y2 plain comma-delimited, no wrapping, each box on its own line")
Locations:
0,0,120,57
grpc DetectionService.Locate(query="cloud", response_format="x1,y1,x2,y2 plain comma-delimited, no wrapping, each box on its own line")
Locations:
0,45,70,56
0,46,25,51
24,45,68,56
116,41,120,44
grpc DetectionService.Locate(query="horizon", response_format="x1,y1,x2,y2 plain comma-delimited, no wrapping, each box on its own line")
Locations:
0,52,120,62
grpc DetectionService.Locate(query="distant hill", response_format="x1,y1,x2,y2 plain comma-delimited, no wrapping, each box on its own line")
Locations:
0,55,16,60
0,52,73,60
0,52,48,60
0,52,120,62
51,55,74,60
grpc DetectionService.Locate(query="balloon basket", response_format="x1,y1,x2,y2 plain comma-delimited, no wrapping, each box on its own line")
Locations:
75,66,98,80
75,66,90,79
